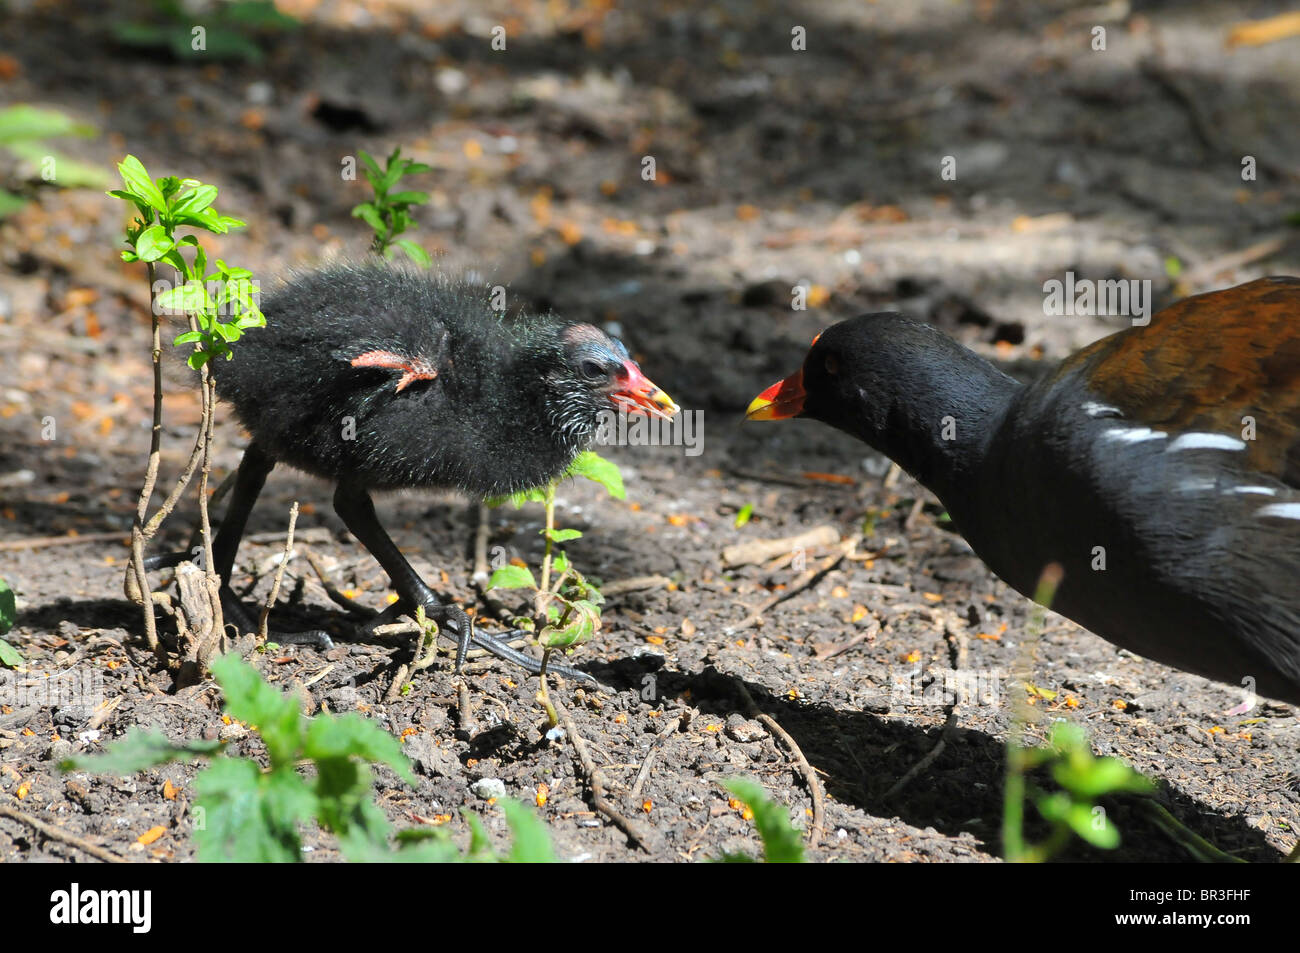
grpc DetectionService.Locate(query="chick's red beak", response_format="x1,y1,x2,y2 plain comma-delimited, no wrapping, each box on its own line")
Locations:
746,368,806,420
612,360,679,420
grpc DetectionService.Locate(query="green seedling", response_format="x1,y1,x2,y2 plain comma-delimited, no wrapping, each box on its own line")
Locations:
110,154,264,369
0,577,20,668
64,654,558,862
716,778,805,863
0,104,107,216
352,147,433,267
112,0,298,63
486,452,622,716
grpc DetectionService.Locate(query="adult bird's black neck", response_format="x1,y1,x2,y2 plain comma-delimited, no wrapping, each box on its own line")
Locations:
806,322,1022,512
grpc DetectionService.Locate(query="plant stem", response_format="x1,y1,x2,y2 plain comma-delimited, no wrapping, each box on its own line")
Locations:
536,648,558,727
197,370,224,643
1002,562,1064,862
538,481,556,594
125,261,163,654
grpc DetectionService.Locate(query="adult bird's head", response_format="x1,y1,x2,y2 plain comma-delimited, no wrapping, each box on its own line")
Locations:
745,314,1018,497
544,323,679,445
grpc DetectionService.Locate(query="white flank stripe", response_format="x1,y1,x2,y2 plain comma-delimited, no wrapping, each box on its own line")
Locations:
1101,427,1167,444
1082,401,1122,418
1257,503,1300,520
1166,433,1247,453
1227,486,1278,497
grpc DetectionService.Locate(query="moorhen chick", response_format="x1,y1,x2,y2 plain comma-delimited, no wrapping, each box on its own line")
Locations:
747,277,1300,705
152,263,677,681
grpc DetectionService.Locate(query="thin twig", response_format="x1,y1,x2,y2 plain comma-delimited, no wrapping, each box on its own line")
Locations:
196,364,224,648
258,501,299,641
552,694,649,851
727,538,854,634
0,531,131,552
457,681,476,735
883,620,970,799
472,502,490,583
303,549,373,616
735,682,826,849
125,260,164,653
628,714,681,804
1138,800,1246,864
0,800,127,863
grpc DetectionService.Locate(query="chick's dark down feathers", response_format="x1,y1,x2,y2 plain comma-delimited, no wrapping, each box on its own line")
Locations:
211,264,601,496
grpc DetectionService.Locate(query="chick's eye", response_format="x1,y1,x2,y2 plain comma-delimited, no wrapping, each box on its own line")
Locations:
581,360,606,380
824,353,840,375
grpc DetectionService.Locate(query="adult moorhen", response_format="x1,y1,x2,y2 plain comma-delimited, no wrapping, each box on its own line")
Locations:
152,263,678,682
747,277,1300,705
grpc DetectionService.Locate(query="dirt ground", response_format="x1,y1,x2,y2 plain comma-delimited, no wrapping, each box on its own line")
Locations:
2,0,1299,863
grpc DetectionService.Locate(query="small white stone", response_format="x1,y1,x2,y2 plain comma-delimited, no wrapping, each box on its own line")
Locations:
471,777,507,800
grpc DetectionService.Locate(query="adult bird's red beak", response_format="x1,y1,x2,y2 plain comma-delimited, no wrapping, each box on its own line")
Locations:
613,361,680,420
746,368,806,420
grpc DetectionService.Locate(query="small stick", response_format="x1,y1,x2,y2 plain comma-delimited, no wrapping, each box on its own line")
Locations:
303,549,373,615
0,800,127,863
0,532,131,552
727,539,853,634
884,619,970,799
258,502,299,641
735,682,826,849
599,575,673,596
472,502,490,583
552,695,649,851
458,681,477,735
722,525,839,568
628,715,681,804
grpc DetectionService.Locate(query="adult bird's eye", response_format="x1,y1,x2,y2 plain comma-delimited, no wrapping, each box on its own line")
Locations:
581,360,606,380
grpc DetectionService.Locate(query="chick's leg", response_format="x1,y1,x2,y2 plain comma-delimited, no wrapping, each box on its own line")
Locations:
145,444,333,649
332,480,594,683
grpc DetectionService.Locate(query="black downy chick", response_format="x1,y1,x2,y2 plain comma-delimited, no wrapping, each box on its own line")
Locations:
161,263,678,681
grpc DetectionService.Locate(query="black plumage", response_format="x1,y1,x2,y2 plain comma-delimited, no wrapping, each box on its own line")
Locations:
176,263,677,679
749,279,1300,705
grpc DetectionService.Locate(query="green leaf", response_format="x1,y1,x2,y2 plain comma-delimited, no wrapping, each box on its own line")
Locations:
0,577,15,636
193,757,309,862
0,639,21,668
564,452,625,499
155,280,211,315
0,104,95,144
302,712,416,787
544,527,582,543
61,728,222,775
551,552,569,576
0,189,27,219
388,190,429,206
1052,755,1155,799
210,654,302,767
720,778,804,863
487,565,538,591
358,150,383,181
4,142,109,188
538,599,600,649
462,808,495,858
394,238,432,268
484,486,549,509
502,799,558,862
351,202,386,234
734,503,754,528
1034,792,1119,850
134,224,174,262
115,155,166,212
169,183,218,219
